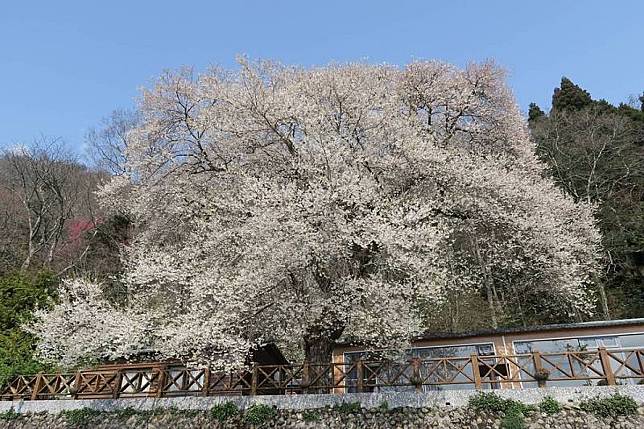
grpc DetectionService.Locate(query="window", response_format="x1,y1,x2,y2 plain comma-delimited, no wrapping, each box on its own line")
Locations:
343,343,496,392
513,334,638,387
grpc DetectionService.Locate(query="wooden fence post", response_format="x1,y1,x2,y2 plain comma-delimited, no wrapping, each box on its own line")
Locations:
156,365,166,398
471,354,482,390
113,370,122,399
356,359,364,393
251,363,258,395
412,357,422,392
598,347,616,385
532,351,545,388
302,361,310,393
202,367,210,396
73,371,81,399
30,373,43,400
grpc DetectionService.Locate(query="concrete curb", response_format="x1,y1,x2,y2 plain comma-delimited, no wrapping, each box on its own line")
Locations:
1,385,643,414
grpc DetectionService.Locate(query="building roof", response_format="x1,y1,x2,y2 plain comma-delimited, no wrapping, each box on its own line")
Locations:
337,318,644,347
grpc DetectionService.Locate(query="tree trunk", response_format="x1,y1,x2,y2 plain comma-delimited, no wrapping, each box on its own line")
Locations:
595,280,611,320
302,325,344,393
471,235,499,329
303,335,336,366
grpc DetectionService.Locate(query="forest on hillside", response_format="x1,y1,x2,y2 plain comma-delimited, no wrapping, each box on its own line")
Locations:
1,77,642,383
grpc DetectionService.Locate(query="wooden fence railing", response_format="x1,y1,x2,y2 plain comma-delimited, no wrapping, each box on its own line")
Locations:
2,348,642,401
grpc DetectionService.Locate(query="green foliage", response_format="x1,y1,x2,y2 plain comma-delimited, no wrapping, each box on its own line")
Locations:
302,409,321,422
468,392,536,416
210,401,239,422
0,271,57,330
61,408,103,428
112,407,139,419
579,394,638,417
244,404,276,425
0,408,20,421
334,401,362,414
538,396,562,415
530,80,644,319
552,77,592,111
0,271,57,388
469,393,535,429
377,400,389,412
501,412,526,429
528,103,545,121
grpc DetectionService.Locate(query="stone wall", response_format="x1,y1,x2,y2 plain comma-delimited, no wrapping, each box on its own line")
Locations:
1,386,643,428
1,405,643,428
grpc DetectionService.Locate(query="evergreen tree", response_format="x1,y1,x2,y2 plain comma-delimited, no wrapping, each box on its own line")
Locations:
528,102,545,121
552,77,592,111
530,81,644,319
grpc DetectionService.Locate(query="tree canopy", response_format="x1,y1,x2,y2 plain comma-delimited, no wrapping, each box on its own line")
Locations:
529,79,644,319
30,60,601,368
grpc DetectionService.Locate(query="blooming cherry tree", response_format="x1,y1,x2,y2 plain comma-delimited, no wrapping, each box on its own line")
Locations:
31,59,601,368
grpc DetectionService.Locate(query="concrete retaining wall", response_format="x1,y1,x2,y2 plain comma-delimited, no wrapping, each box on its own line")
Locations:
2,385,643,414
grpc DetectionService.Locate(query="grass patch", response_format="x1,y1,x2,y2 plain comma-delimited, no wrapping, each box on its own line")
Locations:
579,393,637,417
469,392,536,429
61,408,103,428
302,409,321,422
244,403,276,425
538,396,562,415
334,401,362,414
377,400,389,412
0,408,20,421
468,392,535,416
210,401,239,422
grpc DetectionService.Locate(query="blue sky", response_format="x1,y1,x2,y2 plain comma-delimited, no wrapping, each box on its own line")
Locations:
1,1,642,154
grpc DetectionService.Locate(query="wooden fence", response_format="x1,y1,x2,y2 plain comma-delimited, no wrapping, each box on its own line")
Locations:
2,348,642,401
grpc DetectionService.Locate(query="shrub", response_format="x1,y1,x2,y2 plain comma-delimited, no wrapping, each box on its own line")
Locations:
61,408,103,428
0,272,57,389
579,394,637,417
468,392,535,415
469,392,535,429
210,401,240,422
244,404,276,425
334,401,362,414
538,396,562,415
0,408,20,421
377,400,389,412
302,410,321,422
112,407,139,419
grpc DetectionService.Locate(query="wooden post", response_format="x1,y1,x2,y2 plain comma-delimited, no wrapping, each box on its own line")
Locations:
532,351,546,388
302,361,310,393
471,355,482,390
113,370,122,399
356,359,364,393
73,371,81,399
156,365,166,398
30,373,43,400
598,347,616,385
202,367,210,396
412,357,422,392
251,363,258,396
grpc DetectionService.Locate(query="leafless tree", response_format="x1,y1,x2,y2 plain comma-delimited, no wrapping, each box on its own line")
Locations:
85,109,139,175
531,107,644,319
0,137,103,272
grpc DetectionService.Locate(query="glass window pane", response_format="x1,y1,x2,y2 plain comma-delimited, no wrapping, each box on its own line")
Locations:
618,334,644,349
